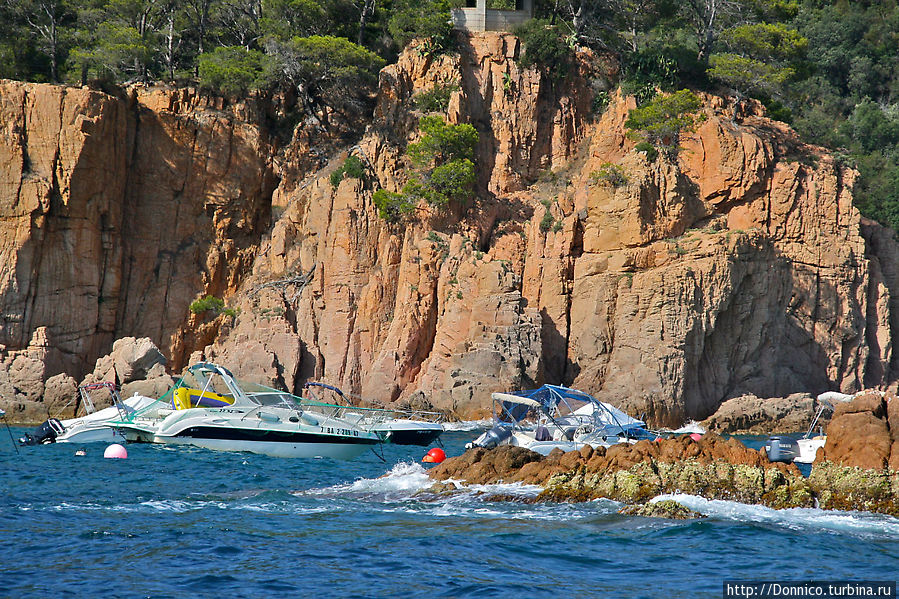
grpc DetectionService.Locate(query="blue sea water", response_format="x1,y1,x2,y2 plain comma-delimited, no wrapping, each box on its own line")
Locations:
1,428,898,599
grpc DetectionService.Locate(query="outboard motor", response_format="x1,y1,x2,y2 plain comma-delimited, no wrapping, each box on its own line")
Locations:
765,435,800,463
19,418,65,446
466,425,513,450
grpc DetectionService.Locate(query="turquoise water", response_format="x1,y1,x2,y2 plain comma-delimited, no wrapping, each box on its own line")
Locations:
1,428,898,598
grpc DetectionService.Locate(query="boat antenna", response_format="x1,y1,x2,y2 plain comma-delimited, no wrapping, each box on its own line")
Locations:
0,405,20,454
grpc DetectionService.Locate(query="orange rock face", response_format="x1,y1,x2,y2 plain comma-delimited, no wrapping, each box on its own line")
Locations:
0,82,277,417
205,33,899,424
4,31,899,425
818,392,898,470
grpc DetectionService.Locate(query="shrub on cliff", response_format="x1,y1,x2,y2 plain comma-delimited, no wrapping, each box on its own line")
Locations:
373,116,479,222
373,189,416,222
330,155,367,187
625,89,704,160
407,116,478,166
190,295,237,318
513,20,571,76
413,82,459,113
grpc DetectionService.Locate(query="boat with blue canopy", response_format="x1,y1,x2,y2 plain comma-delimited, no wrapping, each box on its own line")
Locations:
467,384,657,455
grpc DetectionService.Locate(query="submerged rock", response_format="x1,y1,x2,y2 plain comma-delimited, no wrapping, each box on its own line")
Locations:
619,500,706,519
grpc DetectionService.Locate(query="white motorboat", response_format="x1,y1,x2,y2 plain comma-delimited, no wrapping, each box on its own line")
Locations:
302,382,445,446
792,391,856,464
19,382,162,446
115,363,382,459
467,385,657,456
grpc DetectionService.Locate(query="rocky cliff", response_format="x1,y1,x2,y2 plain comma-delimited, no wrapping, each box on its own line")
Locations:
0,82,278,418
3,32,899,425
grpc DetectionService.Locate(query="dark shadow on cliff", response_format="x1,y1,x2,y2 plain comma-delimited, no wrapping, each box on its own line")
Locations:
681,233,855,422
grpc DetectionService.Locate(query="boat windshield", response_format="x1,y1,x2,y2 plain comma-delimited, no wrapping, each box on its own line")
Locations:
237,379,299,408
494,385,649,437
175,368,236,401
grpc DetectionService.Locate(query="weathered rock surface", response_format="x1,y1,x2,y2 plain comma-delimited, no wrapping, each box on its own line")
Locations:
200,32,899,425
702,393,817,434
0,81,277,421
429,430,899,516
428,435,815,509
5,30,899,425
816,392,897,470
807,461,899,515
619,499,706,519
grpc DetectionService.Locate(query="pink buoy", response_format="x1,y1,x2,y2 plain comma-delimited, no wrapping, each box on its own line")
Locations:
689,433,703,442
104,443,128,459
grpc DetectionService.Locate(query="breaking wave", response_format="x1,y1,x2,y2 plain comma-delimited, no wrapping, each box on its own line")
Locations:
652,493,899,539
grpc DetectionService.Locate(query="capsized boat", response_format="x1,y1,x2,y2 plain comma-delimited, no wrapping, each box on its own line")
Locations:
302,382,445,445
466,385,658,455
114,363,382,459
19,382,162,446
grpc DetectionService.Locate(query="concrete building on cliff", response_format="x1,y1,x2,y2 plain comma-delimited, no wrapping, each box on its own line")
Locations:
451,0,533,32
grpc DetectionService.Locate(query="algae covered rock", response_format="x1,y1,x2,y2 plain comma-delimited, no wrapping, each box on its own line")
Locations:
808,461,899,517
619,500,706,519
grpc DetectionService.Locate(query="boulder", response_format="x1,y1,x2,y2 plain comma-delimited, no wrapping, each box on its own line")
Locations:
43,373,79,417
820,395,893,470
702,393,816,434
619,500,706,519
121,363,175,400
833,392,887,419
887,398,899,471
111,337,166,383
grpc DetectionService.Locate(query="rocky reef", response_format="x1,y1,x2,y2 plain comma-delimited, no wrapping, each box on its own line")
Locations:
429,395,899,518
701,392,818,435
430,435,816,510
4,30,899,425
805,392,899,514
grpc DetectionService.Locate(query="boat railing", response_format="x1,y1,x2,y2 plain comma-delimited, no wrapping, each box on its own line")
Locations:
298,399,393,429
301,382,446,424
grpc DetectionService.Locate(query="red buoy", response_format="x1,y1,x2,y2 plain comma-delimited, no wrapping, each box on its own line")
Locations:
421,447,446,463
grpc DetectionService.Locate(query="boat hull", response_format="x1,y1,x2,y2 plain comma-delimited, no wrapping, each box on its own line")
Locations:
378,428,443,446
154,435,376,459
794,437,826,464
56,425,127,445
373,421,444,445
149,423,380,459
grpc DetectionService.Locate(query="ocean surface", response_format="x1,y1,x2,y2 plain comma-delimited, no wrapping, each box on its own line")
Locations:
1,426,898,599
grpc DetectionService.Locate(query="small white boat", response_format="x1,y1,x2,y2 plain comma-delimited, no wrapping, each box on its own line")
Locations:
792,391,856,464
115,363,382,459
302,382,445,446
467,385,657,456
19,382,161,446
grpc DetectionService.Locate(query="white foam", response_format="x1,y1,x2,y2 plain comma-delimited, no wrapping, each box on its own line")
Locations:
301,461,433,500
652,493,899,538
668,421,707,434
442,419,491,431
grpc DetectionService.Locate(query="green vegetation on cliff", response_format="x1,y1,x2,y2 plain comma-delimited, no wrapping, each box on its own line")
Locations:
2,1,899,231
373,116,478,222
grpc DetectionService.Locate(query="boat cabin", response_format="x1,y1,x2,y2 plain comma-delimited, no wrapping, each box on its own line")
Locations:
451,0,534,32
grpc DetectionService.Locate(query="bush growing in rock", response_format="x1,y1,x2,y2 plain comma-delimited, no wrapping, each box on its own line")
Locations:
330,155,367,187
